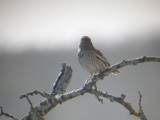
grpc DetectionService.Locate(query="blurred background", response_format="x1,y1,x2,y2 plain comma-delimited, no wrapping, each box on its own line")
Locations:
0,0,160,120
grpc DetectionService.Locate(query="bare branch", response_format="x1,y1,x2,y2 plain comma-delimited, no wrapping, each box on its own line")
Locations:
51,63,72,96
96,56,160,80
90,84,103,103
21,63,73,120
0,106,19,120
89,89,147,120
1,56,159,120
138,91,143,111
21,94,34,109
137,91,147,120
20,90,51,99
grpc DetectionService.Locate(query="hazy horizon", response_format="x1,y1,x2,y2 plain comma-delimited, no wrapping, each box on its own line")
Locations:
0,0,160,52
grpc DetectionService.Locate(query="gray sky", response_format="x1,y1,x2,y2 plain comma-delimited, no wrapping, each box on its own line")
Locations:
0,0,160,52
0,1,160,120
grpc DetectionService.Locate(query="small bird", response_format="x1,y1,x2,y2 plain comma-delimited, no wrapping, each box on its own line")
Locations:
77,36,120,83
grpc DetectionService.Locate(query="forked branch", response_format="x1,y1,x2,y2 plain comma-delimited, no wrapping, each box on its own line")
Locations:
1,56,159,120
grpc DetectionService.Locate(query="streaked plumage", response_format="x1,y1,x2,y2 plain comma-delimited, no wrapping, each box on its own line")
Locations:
77,36,119,82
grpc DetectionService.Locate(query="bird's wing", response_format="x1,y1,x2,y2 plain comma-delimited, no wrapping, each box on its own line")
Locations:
94,49,110,67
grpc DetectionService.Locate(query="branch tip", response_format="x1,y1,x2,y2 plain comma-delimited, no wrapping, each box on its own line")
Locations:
121,94,126,100
138,91,143,110
0,106,3,116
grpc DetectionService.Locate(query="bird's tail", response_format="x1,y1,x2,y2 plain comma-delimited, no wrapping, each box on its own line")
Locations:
112,70,120,75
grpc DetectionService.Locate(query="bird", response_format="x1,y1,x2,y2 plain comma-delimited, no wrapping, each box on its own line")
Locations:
77,36,120,83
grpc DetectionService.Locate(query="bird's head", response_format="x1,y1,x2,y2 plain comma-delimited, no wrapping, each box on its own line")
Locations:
79,36,94,50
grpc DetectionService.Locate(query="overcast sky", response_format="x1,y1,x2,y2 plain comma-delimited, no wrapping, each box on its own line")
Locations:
0,0,160,52
1,1,160,120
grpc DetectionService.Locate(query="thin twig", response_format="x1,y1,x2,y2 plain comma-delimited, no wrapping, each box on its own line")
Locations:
20,90,51,99
0,106,19,120
137,91,147,120
91,84,103,103
21,94,34,109
138,91,143,111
